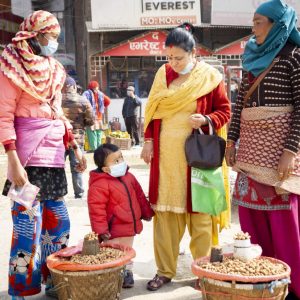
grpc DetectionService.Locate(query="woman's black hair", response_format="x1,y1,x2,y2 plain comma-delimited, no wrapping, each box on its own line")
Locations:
27,37,42,55
165,22,196,52
94,143,120,172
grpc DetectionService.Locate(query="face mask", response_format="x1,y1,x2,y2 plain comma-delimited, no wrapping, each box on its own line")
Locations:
109,161,127,177
39,39,58,57
127,91,133,97
231,84,237,91
178,61,194,75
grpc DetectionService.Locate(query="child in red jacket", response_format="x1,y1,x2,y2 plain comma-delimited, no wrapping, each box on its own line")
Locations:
88,143,154,288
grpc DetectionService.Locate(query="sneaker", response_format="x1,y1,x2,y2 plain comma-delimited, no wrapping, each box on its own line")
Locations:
122,269,134,288
12,297,25,300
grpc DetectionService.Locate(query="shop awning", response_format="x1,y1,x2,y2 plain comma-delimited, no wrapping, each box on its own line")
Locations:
98,31,169,57
97,30,212,57
214,35,251,55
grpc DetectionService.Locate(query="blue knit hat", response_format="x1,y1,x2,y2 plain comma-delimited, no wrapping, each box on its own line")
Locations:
65,76,76,87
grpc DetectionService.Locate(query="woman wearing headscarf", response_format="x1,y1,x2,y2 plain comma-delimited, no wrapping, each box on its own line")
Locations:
141,23,231,291
83,81,111,151
226,0,300,298
0,10,86,300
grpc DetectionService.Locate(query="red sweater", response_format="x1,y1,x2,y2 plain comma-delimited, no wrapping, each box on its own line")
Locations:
88,169,154,239
144,64,231,212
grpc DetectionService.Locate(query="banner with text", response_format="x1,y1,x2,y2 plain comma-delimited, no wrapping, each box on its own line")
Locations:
91,0,201,29
211,0,300,26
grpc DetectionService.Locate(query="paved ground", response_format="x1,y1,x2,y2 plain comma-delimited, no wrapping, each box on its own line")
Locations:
0,147,241,300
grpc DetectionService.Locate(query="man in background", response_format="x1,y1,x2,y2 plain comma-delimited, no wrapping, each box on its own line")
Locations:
122,86,141,147
83,81,111,151
62,76,94,198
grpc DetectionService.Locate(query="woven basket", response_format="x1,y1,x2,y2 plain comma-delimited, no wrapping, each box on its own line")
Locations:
106,136,131,150
50,265,124,300
198,277,288,300
192,255,290,300
47,243,136,300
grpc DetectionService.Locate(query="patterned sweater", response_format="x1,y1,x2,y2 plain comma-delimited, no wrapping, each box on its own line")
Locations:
62,91,94,147
228,43,300,154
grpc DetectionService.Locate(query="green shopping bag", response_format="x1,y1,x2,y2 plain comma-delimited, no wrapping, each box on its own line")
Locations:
191,167,227,216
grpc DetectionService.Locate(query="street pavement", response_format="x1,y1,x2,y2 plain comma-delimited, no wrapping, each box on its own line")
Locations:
0,147,240,300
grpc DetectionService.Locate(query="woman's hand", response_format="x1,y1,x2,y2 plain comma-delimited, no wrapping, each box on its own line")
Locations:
7,150,28,186
225,146,236,167
277,150,296,181
188,114,207,129
141,141,153,164
73,147,87,172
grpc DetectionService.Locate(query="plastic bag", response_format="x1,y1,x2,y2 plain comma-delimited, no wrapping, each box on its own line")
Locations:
8,182,40,209
191,167,227,216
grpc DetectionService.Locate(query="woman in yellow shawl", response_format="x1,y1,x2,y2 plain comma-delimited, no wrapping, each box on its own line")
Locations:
141,23,231,291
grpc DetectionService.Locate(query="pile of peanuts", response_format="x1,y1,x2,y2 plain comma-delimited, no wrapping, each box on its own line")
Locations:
84,232,98,241
71,248,124,265
234,231,251,240
198,256,287,277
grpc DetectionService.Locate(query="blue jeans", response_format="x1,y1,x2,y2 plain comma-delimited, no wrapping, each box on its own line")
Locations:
65,148,84,198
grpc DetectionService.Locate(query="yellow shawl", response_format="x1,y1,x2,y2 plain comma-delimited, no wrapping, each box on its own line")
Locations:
145,61,231,245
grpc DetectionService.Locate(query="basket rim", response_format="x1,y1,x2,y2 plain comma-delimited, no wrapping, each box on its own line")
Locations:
191,254,291,283
49,264,124,275
47,242,136,272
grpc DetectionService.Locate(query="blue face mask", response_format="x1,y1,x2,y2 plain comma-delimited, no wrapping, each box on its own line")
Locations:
39,39,58,57
109,161,127,177
178,61,194,75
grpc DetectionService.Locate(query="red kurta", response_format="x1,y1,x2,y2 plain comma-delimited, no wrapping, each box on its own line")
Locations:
144,64,231,213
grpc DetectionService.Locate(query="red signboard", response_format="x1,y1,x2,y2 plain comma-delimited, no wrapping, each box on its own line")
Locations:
214,36,251,55
99,30,212,57
100,31,168,57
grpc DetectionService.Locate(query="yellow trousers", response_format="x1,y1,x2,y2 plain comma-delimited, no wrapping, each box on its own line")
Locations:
154,211,212,279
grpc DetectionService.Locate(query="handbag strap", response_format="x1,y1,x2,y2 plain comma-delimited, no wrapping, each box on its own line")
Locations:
198,116,216,135
243,57,280,108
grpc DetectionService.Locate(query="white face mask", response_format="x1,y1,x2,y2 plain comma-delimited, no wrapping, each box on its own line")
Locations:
39,39,59,57
109,161,127,177
178,61,194,75
127,91,133,97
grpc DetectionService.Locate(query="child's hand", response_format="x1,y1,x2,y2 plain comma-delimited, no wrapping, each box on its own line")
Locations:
98,233,111,243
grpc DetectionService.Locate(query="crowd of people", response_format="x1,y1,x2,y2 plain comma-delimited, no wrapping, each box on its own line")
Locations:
0,0,300,299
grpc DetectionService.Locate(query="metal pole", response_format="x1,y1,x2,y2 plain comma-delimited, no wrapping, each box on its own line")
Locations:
139,103,142,141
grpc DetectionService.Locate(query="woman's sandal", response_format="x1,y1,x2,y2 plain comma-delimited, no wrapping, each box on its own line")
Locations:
147,274,171,291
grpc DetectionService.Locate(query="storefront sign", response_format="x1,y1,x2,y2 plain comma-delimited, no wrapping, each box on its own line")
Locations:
91,0,201,29
99,31,168,56
140,0,200,26
211,0,300,26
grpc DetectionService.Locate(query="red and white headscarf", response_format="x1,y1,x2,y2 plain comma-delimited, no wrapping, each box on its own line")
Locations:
0,10,66,103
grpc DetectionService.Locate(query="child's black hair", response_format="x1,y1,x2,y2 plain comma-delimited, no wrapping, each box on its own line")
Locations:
165,22,196,52
94,143,120,172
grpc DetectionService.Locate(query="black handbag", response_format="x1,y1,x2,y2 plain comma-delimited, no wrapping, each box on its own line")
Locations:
185,116,226,169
